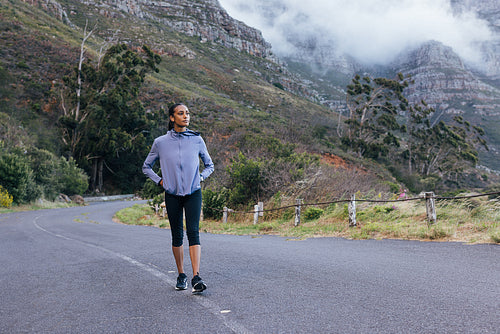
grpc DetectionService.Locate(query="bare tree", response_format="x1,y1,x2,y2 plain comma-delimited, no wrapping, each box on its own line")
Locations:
60,20,96,155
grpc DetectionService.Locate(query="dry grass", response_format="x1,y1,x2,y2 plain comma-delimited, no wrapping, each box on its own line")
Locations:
116,197,500,244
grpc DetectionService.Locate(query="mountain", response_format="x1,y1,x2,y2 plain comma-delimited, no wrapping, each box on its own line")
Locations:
1,0,361,198
227,0,500,171
1,0,498,197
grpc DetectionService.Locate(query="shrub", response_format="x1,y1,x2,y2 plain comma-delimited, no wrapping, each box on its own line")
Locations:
203,188,229,220
303,207,324,221
141,178,164,199
273,82,284,90
0,152,31,204
57,157,88,195
27,148,60,200
0,185,13,207
227,152,266,206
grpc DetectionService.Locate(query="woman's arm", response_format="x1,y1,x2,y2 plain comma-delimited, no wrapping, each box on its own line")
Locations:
142,141,162,185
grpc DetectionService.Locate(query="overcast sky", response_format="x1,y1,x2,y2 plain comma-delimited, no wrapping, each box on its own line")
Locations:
218,0,494,66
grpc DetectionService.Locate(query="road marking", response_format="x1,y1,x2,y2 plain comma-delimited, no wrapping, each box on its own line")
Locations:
33,215,253,334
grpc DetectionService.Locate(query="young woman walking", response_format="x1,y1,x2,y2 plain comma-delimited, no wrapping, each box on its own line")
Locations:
142,103,214,293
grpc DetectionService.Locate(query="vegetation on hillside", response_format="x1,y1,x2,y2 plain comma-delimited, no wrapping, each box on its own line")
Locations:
1,0,499,209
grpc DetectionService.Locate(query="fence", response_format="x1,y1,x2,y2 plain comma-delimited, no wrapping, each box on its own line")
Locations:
216,191,500,226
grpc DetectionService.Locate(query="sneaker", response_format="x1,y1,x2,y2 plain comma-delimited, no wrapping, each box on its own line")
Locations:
175,273,188,290
191,274,207,293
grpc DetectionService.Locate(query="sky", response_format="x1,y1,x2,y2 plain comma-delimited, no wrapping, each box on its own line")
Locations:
217,0,494,66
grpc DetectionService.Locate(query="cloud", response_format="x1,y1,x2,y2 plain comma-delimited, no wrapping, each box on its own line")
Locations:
218,0,494,66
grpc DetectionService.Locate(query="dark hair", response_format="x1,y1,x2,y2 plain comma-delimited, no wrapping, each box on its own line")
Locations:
168,103,185,130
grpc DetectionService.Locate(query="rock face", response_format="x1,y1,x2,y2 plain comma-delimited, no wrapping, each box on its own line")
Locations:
52,0,274,60
391,41,500,119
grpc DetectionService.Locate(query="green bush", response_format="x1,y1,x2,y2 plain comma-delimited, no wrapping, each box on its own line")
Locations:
0,149,88,203
0,185,13,207
27,148,60,200
203,188,229,220
227,152,266,206
303,207,324,221
0,152,31,204
57,157,89,196
141,178,164,199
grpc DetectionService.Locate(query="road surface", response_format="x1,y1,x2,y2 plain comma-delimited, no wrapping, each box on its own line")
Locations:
1,201,498,333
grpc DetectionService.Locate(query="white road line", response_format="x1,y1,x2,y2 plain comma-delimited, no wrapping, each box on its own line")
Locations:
33,215,252,334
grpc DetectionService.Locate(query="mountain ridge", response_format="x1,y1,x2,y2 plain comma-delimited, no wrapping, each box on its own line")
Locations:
1,0,498,196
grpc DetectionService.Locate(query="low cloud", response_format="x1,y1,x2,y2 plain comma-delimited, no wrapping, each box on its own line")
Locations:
218,0,494,66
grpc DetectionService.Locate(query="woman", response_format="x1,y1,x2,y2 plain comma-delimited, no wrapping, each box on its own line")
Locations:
142,103,214,293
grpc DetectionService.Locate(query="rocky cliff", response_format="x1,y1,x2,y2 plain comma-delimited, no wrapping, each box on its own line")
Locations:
31,0,274,61
391,41,500,119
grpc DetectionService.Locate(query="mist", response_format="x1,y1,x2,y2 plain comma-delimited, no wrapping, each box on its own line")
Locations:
218,0,494,66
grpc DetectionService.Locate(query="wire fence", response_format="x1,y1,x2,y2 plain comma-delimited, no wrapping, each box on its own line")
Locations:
212,191,500,226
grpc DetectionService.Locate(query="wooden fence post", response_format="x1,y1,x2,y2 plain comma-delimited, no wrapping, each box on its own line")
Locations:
223,207,228,224
425,192,436,224
349,194,356,227
258,202,264,217
295,198,302,227
254,204,259,224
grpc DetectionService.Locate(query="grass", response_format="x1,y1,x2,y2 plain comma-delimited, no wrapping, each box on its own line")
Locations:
2,195,497,244
114,197,500,244
0,200,78,213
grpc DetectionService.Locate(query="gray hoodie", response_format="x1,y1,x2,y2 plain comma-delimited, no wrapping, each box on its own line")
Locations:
142,129,214,196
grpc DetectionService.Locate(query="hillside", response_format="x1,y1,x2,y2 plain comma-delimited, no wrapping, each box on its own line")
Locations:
1,0,498,203
0,0,374,199
231,0,500,170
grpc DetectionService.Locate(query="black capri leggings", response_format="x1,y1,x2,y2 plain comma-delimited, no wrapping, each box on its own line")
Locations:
164,189,202,247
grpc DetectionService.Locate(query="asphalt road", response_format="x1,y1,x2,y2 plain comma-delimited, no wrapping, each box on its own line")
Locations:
1,200,499,333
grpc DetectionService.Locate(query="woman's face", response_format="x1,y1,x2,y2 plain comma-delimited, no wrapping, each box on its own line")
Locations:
170,105,190,130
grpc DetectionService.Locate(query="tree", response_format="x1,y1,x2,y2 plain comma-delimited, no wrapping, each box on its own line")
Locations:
408,116,487,178
60,43,161,192
342,73,488,190
342,73,409,158
59,20,96,156
403,101,435,175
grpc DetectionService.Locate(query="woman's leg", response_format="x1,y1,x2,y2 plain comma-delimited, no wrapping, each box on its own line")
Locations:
164,193,185,274
189,244,201,276
184,189,202,276
172,245,184,274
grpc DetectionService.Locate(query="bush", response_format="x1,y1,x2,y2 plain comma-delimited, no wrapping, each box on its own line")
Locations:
203,188,229,220
0,185,13,208
227,152,266,206
303,207,324,221
141,178,164,199
0,152,31,204
57,157,88,195
27,148,60,200
0,149,89,203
